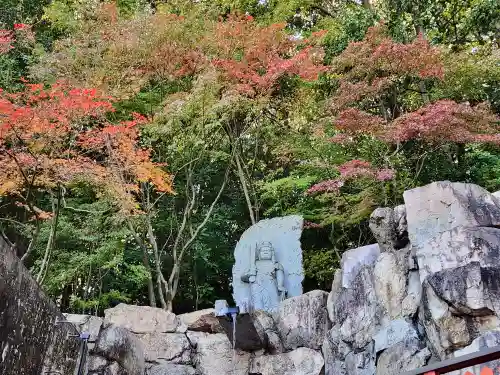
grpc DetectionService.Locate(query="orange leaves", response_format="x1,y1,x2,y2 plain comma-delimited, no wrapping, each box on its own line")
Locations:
0,82,173,215
210,14,328,97
331,24,444,113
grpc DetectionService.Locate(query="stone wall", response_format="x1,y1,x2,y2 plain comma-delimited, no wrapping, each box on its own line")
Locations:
0,239,81,375
75,292,329,375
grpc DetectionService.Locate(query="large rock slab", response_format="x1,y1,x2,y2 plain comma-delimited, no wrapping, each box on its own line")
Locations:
416,226,500,283
147,363,195,375
186,331,208,348
94,323,145,375
178,309,223,333
63,314,103,340
278,290,330,350
136,332,191,364
427,262,500,317
107,362,128,375
87,355,108,374
216,311,266,351
374,249,417,319
376,340,431,375
403,181,500,251
418,281,500,359
104,303,179,333
327,269,343,323
373,319,420,354
344,342,376,375
232,215,304,313
340,244,380,288
322,326,350,375
250,347,324,375
193,333,250,375
335,266,387,349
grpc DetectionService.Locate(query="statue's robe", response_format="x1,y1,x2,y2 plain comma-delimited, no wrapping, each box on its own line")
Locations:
243,259,281,313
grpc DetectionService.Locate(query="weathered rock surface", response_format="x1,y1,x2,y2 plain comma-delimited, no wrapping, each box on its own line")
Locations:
64,314,103,350
376,340,431,375
369,205,408,252
373,319,420,353
418,279,500,359
87,355,108,374
278,290,330,350
334,264,386,349
374,249,416,319
178,308,223,333
186,331,208,348
250,347,324,375
404,181,500,251
193,333,250,375
137,332,191,364
0,239,80,375
104,303,179,334
251,310,284,353
427,262,500,317
147,363,196,375
107,362,127,375
340,243,380,288
94,323,145,375
416,226,500,283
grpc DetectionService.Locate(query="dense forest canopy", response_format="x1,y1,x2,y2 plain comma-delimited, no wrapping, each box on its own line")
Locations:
0,0,499,314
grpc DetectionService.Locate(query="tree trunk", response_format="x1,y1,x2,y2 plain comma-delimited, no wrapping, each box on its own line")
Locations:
36,188,61,284
142,247,157,307
163,161,232,310
126,218,157,307
235,152,256,225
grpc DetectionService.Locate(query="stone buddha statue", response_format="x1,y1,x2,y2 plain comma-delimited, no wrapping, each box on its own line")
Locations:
240,241,287,313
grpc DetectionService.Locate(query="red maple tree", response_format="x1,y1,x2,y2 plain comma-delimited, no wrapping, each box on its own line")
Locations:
0,81,171,218
328,23,499,145
211,14,329,97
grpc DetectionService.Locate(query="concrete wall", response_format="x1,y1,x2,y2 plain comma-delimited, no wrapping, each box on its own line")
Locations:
0,238,81,375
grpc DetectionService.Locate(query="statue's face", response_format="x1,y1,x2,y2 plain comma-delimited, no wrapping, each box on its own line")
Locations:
258,245,273,260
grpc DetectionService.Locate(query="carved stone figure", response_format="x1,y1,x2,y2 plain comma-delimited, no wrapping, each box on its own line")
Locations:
232,216,304,314
240,242,287,312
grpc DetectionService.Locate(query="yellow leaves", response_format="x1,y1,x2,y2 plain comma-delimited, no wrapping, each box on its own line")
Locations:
0,180,17,196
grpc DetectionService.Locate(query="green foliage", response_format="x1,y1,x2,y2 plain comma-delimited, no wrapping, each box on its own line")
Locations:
433,49,500,112
2,0,500,314
318,4,377,61
0,0,50,26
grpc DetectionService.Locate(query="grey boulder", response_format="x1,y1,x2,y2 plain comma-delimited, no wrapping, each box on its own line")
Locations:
278,290,330,350
94,323,145,375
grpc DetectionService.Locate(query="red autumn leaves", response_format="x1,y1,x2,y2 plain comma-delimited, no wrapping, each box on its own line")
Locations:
0,82,171,217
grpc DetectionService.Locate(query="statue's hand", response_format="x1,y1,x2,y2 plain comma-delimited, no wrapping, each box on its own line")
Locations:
249,275,256,283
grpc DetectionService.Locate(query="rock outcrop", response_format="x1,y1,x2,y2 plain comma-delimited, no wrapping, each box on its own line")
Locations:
94,323,146,375
104,303,179,333
278,290,330,350
17,181,500,375
323,181,500,375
